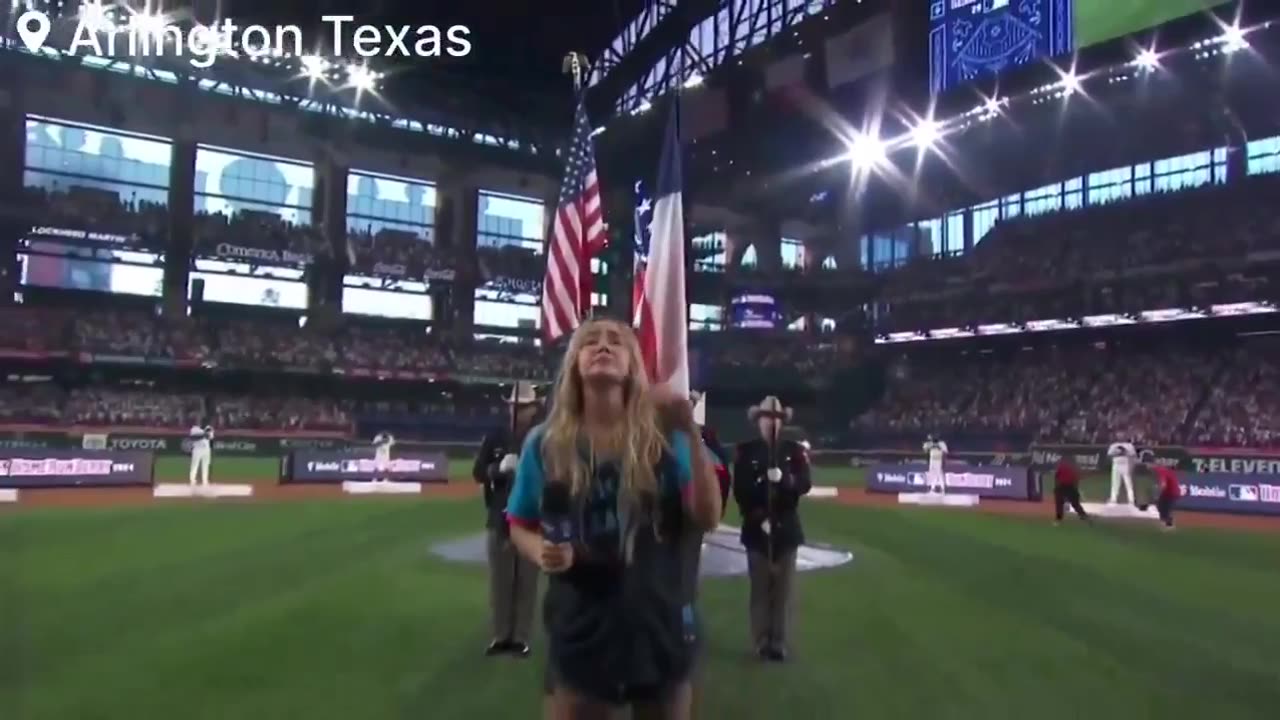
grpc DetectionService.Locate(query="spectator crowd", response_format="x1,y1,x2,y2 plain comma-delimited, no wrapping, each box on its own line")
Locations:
854,340,1278,449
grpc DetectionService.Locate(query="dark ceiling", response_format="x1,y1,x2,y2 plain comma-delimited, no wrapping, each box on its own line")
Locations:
223,0,651,109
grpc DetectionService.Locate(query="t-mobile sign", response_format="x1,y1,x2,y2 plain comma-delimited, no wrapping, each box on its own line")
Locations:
866,462,1034,501
1179,474,1280,517
0,449,155,488
285,450,450,484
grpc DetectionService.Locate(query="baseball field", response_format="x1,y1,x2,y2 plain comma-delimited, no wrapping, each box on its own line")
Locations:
3,459,1280,719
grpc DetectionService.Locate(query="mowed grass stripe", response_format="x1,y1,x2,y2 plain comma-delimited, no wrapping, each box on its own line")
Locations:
8,500,486,718
5,497,1280,719
806,504,1280,716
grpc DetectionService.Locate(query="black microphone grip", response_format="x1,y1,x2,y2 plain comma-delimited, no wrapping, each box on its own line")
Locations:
541,482,573,544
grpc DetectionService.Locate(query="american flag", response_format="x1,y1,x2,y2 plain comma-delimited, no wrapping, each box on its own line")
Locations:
541,99,606,343
633,101,689,397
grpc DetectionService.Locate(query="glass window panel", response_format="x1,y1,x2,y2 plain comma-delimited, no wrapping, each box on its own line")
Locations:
1246,136,1280,175
945,212,965,254
478,191,545,251
195,146,313,222
780,237,804,269
692,231,726,271
25,117,171,192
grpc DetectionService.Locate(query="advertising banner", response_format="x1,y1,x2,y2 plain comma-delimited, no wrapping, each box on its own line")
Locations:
284,450,450,484
1178,474,1280,516
0,449,154,488
865,462,1036,501
831,449,1029,468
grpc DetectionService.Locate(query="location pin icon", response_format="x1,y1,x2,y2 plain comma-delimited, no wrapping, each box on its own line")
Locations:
17,11,52,54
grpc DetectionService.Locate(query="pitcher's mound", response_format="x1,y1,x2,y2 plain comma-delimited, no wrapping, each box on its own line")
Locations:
430,524,853,576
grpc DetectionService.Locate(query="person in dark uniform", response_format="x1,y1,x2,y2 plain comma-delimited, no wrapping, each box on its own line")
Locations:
733,395,811,663
1137,460,1181,531
472,380,542,658
1052,455,1091,525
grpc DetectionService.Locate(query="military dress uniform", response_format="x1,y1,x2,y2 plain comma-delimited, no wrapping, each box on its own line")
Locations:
732,435,811,661
473,425,540,656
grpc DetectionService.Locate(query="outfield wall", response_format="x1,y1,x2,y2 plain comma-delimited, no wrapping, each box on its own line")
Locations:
0,425,482,459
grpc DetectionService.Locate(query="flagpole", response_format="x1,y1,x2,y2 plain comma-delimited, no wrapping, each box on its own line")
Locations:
562,51,596,324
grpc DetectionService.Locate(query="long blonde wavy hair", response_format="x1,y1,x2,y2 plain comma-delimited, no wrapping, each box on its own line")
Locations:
540,318,668,507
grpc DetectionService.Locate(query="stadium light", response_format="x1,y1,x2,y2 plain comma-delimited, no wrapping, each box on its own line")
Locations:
301,55,328,80
846,133,886,170
1222,25,1248,53
911,119,941,149
1135,49,1160,69
683,73,704,88
79,0,116,32
1060,71,1081,95
346,63,377,92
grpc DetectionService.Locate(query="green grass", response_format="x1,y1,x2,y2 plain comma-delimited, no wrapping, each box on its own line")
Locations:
1074,0,1229,49
3,494,1280,719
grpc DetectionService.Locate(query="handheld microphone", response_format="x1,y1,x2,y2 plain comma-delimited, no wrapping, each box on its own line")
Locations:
541,482,573,544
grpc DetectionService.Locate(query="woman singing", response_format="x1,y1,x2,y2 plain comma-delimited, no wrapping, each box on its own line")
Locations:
505,318,722,719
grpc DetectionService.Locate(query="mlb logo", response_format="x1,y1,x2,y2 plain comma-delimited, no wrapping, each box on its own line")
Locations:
931,2,944,21
342,460,360,473
908,472,927,487
1228,484,1260,502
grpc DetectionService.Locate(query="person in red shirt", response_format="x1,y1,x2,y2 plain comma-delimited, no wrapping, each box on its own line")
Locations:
1141,464,1181,531
1052,456,1091,525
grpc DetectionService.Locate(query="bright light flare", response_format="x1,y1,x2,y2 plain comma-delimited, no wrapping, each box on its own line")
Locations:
1135,49,1159,69
79,0,116,32
683,73,704,88
1222,25,1248,52
911,119,941,149
1060,71,1081,95
130,11,167,36
846,134,886,170
347,64,377,91
301,55,328,80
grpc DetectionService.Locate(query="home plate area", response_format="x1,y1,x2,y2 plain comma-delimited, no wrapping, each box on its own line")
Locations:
430,524,854,576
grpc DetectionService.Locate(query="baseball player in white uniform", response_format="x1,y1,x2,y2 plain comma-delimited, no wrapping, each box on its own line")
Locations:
373,431,395,483
188,423,213,487
923,435,948,494
1107,440,1138,505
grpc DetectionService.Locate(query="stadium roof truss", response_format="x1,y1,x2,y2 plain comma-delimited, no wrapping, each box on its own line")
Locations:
590,0,834,119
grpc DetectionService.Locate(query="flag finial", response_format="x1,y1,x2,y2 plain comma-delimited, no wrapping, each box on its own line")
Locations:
562,52,590,90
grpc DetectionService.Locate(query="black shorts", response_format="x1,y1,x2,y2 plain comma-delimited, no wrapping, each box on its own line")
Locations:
543,657,683,706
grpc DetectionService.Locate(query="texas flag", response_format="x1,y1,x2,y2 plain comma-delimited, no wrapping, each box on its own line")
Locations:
633,101,689,397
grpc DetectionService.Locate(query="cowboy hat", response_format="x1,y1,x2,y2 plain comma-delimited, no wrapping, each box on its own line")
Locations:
747,395,792,422
505,380,539,405
690,391,707,427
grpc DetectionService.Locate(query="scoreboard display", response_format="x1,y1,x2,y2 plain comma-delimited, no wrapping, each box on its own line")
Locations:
929,0,1073,94
928,0,1232,94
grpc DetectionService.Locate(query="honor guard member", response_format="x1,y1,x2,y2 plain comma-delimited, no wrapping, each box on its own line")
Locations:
188,420,213,488
372,431,395,484
472,380,541,658
733,396,812,662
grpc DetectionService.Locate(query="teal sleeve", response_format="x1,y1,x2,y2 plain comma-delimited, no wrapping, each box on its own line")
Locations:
505,425,546,524
669,430,695,491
